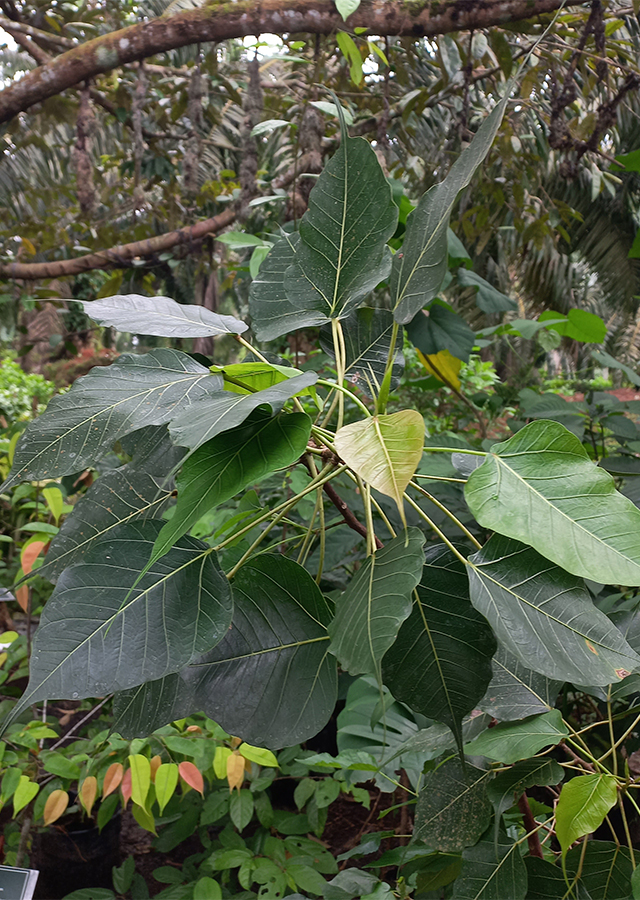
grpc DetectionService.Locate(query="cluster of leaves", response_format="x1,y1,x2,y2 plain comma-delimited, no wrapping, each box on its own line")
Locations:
0,358,56,426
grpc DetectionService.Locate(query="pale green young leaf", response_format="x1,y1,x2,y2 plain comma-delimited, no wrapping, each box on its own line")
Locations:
465,419,640,586
81,294,247,337
464,710,568,764
128,754,151,809
13,776,38,815
238,744,278,768
334,410,424,526
154,763,179,814
556,775,618,857
335,0,360,20
328,529,425,676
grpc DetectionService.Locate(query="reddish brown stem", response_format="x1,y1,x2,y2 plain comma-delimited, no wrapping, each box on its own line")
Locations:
517,793,544,859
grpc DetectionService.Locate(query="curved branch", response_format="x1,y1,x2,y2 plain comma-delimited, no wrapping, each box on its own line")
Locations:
0,0,584,125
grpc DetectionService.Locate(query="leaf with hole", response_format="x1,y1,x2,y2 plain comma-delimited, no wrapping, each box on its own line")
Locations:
465,419,640,586
184,555,337,748
382,544,495,751
328,529,425,676
81,294,247,337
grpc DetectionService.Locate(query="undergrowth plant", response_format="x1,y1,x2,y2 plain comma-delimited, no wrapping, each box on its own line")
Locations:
7,97,640,898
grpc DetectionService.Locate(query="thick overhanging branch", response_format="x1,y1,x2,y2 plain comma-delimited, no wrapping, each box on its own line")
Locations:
0,0,586,125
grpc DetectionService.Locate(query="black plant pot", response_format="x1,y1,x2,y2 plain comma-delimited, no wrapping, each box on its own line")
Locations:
31,811,120,899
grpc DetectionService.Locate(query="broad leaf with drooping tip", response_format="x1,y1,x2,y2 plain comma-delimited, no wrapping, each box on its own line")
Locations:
464,710,568,764
468,535,640,685
465,419,640,586
328,528,425,676
81,294,247,337
405,302,475,363
184,555,337,748
382,544,495,752
334,410,424,526
113,674,196,740
1,349,222,493
3,521,232,730
555,774,618,858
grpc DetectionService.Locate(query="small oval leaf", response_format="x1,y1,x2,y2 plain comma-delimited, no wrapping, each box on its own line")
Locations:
227,752,245,792
43,789,69,825
103,762,124,798
155,763,179,814
79,776,98,817
179,761,204,795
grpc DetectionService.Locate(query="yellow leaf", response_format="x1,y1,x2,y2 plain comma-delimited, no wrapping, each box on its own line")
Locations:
19,237,36,255
226,751,245,792
79,776,97,817
213,746,232,780
44,789,69,825
417,349,462,392
150,755,162,782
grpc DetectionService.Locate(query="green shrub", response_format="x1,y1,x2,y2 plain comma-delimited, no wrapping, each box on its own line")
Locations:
0,358,57,426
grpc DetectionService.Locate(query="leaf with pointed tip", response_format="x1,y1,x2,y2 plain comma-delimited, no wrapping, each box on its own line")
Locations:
113,674,196,740
382,544,496,751
81,294,247,337
479,645,562,721
486,757,563,825
413,758,493,852
151,410,311,567
249,232,313,341
4,521,231,729
405,303,475,363
456,268,517,313
391,89,511,325
468,535,640,685
556,774,618,858
282,122,397,325
465,419,640,586
1,349,222,492
452,827,527,900
319,307,404,398
334,410,424,526
184,555,337,748
210,362,316,396
464,710,568,764
328,529,425,676
169,374,317,451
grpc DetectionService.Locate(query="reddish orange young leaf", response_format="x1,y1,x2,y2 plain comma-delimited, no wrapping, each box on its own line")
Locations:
102,762,124,798
150,755,162,782
226,752,245,792
16,585,29,612
178,761,204,795
43,790,69,825
79,776,98,817
186,725,202,734
121,768,132,806
21,540,46,576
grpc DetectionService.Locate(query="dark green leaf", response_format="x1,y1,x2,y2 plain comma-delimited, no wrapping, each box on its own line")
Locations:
479,645,562,721
1,349,222,492
113,674,196,739
6,521,231,726
469,535,640,685
391,89,511,324
457,268,517,313
152,411,311,566
405,302,475,363
248,232,311,341
451,828,527,900
328,529,425,676
593,350,640,388
524,858,566,900
566,841,633,900
184,555,337,748
382,544,496,750
465,711,568,763
319,307,404,397
413,758,493,851
486,757,563,825
81,295,247,337
465,419,640,586
168,373,317,451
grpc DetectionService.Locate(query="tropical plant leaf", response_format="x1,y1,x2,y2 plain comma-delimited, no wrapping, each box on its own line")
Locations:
451,827,527,900
334,410,424,526
391,88,511,324
382,544,496,751
282,116,397,324
81,294,248,337
468,535,640,685
405,302,475,363
1,349,222,492
465,419,640,586
486,757,563,826
464,710,568,763
387,713,491,765
210,362,315,396
168,374,317,451
524,858,567,900
328,529,425,676
184,555,337,747
479,645,563,721
319,307,404,398
556,774,618,857
566,841,634,900
413,758,493,852
249,232,314,341
5,521,232,728
151,410,311,566
113,674,196,740
456,268,517,313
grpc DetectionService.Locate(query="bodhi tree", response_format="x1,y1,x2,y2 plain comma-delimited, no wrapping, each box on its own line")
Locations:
6,73,640,896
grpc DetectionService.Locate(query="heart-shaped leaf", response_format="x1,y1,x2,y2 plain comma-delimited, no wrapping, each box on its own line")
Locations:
556,774,618,858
